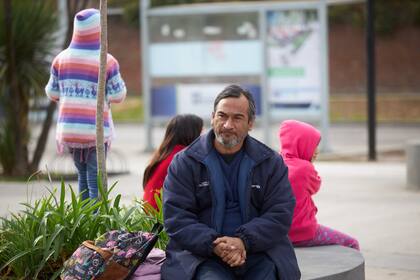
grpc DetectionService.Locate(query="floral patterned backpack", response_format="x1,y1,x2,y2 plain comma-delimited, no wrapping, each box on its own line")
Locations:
61,223,163,280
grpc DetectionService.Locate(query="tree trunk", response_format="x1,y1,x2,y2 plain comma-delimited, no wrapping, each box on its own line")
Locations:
97,0,108,194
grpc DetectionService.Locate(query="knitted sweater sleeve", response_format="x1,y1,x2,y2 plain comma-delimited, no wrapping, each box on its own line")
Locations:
106,55,126,104
45,58,60,102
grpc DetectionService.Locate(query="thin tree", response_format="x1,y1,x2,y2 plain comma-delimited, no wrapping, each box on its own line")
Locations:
96,0,108,193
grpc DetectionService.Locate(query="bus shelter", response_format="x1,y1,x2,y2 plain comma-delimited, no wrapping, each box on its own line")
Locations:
140,0,330,151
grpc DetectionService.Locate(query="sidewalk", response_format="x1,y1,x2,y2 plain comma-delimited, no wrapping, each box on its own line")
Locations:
1,122,420,279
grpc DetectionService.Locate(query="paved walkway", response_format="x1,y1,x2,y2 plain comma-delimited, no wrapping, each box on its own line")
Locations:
1,122,420,279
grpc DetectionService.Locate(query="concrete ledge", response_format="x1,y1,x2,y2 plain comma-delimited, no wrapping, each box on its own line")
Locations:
295,245,365,280
406,140,420,190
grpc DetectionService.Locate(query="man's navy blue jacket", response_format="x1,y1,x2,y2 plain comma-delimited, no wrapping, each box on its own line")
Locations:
161,130,301,280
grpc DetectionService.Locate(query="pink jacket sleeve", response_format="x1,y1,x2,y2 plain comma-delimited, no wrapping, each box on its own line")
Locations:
302,161,321,195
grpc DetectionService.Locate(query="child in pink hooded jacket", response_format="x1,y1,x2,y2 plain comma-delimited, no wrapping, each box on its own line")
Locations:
279,120,359,250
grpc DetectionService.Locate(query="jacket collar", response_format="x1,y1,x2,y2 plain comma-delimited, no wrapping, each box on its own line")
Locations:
186,129,273,164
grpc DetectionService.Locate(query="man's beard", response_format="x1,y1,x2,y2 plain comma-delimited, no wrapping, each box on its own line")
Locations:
215,131,246,149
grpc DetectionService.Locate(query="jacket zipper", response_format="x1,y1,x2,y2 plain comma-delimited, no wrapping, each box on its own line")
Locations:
244,167,254,221
202,163,217,231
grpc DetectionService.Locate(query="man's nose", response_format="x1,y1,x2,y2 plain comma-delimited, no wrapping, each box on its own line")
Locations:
223,118,234,129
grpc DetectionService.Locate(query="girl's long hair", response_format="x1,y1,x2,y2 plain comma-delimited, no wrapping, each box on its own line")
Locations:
142,114,203,188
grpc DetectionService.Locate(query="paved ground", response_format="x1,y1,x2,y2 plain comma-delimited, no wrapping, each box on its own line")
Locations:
1,122,420,279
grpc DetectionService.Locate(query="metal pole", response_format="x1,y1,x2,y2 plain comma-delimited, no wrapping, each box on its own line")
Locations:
259,8,270,147
140,0,153,152
319,0,331,152
366,0,376,160
57,0,67,49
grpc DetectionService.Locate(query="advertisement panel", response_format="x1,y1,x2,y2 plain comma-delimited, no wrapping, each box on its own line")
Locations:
267,10,321,111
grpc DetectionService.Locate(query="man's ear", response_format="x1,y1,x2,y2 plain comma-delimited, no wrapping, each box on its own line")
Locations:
248,119,254,131
211,112,215,126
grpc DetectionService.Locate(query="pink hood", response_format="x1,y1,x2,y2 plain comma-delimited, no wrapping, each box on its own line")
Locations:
279,120,321,161
278,120,321,242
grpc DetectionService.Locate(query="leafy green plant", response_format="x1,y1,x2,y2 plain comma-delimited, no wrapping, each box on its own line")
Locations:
0,180,165,279
139,191,169,249
0,0,58,176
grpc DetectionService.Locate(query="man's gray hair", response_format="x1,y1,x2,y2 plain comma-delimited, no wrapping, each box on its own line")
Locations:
213,84,256,121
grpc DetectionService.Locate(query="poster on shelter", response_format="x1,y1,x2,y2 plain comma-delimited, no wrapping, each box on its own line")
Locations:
267,10,321,111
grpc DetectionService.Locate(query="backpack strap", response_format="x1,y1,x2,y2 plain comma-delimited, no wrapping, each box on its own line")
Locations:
151,222,163,234
82,240,112,261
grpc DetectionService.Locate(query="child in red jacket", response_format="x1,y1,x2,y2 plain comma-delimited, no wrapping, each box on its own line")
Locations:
279,120,359,250
142,114,203,209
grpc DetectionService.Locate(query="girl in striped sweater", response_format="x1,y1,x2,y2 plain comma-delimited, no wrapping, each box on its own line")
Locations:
45,8,126,200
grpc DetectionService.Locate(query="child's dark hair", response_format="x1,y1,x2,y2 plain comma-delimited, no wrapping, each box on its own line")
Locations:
142,114,203,188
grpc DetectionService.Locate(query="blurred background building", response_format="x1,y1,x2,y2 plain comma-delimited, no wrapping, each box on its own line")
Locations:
105,0,420,122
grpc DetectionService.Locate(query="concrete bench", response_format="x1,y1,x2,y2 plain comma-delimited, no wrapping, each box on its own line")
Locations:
406,140,420,190
295,245,365,280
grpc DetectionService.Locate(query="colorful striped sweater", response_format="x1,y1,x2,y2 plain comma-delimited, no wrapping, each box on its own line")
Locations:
45,8,126,152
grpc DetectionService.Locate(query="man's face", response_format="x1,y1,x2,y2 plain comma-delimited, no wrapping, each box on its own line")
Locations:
211,95,254,151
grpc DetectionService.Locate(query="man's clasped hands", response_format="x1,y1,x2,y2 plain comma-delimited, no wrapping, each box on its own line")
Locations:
213,236,246,267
